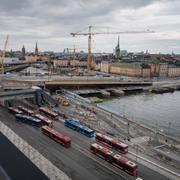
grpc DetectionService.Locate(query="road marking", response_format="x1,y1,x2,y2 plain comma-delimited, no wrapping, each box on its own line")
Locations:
0,121,71,180
73,143,129,180
129,151,180,179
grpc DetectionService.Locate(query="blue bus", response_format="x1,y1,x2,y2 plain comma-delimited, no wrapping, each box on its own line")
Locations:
64,119,94,138
15,114,42,127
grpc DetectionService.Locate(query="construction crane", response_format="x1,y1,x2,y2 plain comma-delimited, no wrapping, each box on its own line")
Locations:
71,26,155,70
0,35,9,74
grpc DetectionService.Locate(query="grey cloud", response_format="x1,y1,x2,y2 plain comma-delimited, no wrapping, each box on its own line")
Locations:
0,0,164,30
0,0,32,12
0,0,179,53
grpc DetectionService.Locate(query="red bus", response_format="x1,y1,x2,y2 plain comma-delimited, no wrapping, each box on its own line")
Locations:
18,106,34,116
90,143,138,176
8,107,23,114
111,154,138,176
39,107,59,121
95,133,128,154
33,114,53,127
41,126,71,148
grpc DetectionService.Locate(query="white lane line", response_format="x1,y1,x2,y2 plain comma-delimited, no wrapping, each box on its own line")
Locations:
73,143,129,180
0,121,71,180
128,151,180,179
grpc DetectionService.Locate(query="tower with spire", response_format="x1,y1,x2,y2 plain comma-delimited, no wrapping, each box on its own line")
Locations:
22,45,26,60
35,41,38,56
115,36,121,59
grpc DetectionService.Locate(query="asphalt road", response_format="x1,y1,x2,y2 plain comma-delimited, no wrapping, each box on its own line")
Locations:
0,107,171,180
0,132,49,180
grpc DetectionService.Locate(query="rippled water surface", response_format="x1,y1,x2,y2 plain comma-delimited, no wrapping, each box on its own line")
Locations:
100,91,180,137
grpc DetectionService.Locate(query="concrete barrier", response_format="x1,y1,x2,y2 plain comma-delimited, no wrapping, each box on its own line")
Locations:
0,121,71,180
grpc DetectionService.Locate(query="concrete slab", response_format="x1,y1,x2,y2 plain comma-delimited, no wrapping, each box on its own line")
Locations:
131,136,150,144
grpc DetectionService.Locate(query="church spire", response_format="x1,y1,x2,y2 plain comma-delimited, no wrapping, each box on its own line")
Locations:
22,45,26,60
117,36,120,48
115,36,120,59
35,41,38,56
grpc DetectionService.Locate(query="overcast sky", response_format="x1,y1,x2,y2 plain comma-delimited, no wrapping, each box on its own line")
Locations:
0,0,180,53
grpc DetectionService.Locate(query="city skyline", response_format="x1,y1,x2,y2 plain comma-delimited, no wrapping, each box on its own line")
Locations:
0,0,180,53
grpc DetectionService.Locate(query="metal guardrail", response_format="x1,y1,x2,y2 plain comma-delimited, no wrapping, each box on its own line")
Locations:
129,151,180,179
64,90,180,179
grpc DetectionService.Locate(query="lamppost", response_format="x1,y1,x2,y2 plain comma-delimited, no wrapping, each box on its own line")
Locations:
166,121,171,143
127,121,130,141
168,121,171,136
135,144,139,162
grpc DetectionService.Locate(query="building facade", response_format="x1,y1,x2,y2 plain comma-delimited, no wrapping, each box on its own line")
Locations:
100,61,110,73
53,60,69,67
168,67,180,77
110,63,150,77
25,55,39,62
159,63,169,77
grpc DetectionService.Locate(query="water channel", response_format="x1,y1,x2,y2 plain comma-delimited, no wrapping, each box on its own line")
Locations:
100,91,180,138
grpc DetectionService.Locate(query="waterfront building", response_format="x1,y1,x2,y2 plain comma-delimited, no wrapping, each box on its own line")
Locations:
149,64,159,77
158,63,169,77
100,61,110,73
110,63,151,77
168,66,180,77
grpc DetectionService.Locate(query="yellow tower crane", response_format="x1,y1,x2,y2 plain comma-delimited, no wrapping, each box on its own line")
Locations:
71,26,155,70
0,35,9,74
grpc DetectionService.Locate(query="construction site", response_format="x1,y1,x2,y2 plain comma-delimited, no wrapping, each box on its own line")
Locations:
0,26,180,180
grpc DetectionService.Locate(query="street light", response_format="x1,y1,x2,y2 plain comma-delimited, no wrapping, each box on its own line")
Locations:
127,121,130,141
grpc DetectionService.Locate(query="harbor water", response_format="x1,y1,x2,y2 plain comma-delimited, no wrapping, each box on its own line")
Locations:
100,91,180,138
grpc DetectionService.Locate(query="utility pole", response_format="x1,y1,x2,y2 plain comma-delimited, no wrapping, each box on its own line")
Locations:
168,121,171,136
135,144,138,162
127,121,130,141
155,121,159,142
166,121,171,143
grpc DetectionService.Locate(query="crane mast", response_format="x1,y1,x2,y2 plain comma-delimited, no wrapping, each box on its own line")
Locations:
88,26,92,70
71,26,154,70
0,35,9,74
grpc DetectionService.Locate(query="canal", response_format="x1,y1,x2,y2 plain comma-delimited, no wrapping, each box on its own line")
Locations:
100,91,180,138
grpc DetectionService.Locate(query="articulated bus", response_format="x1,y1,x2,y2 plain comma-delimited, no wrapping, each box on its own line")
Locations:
18,106,34,116
41,126,71,148
95,133,128,153
8,107,23,114
39,107,59,121
90,143,138,176
64,119,94,138
15,114,42,127
33,114,53,127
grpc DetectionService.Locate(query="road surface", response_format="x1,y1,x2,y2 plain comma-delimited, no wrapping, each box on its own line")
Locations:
0,107,171,180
